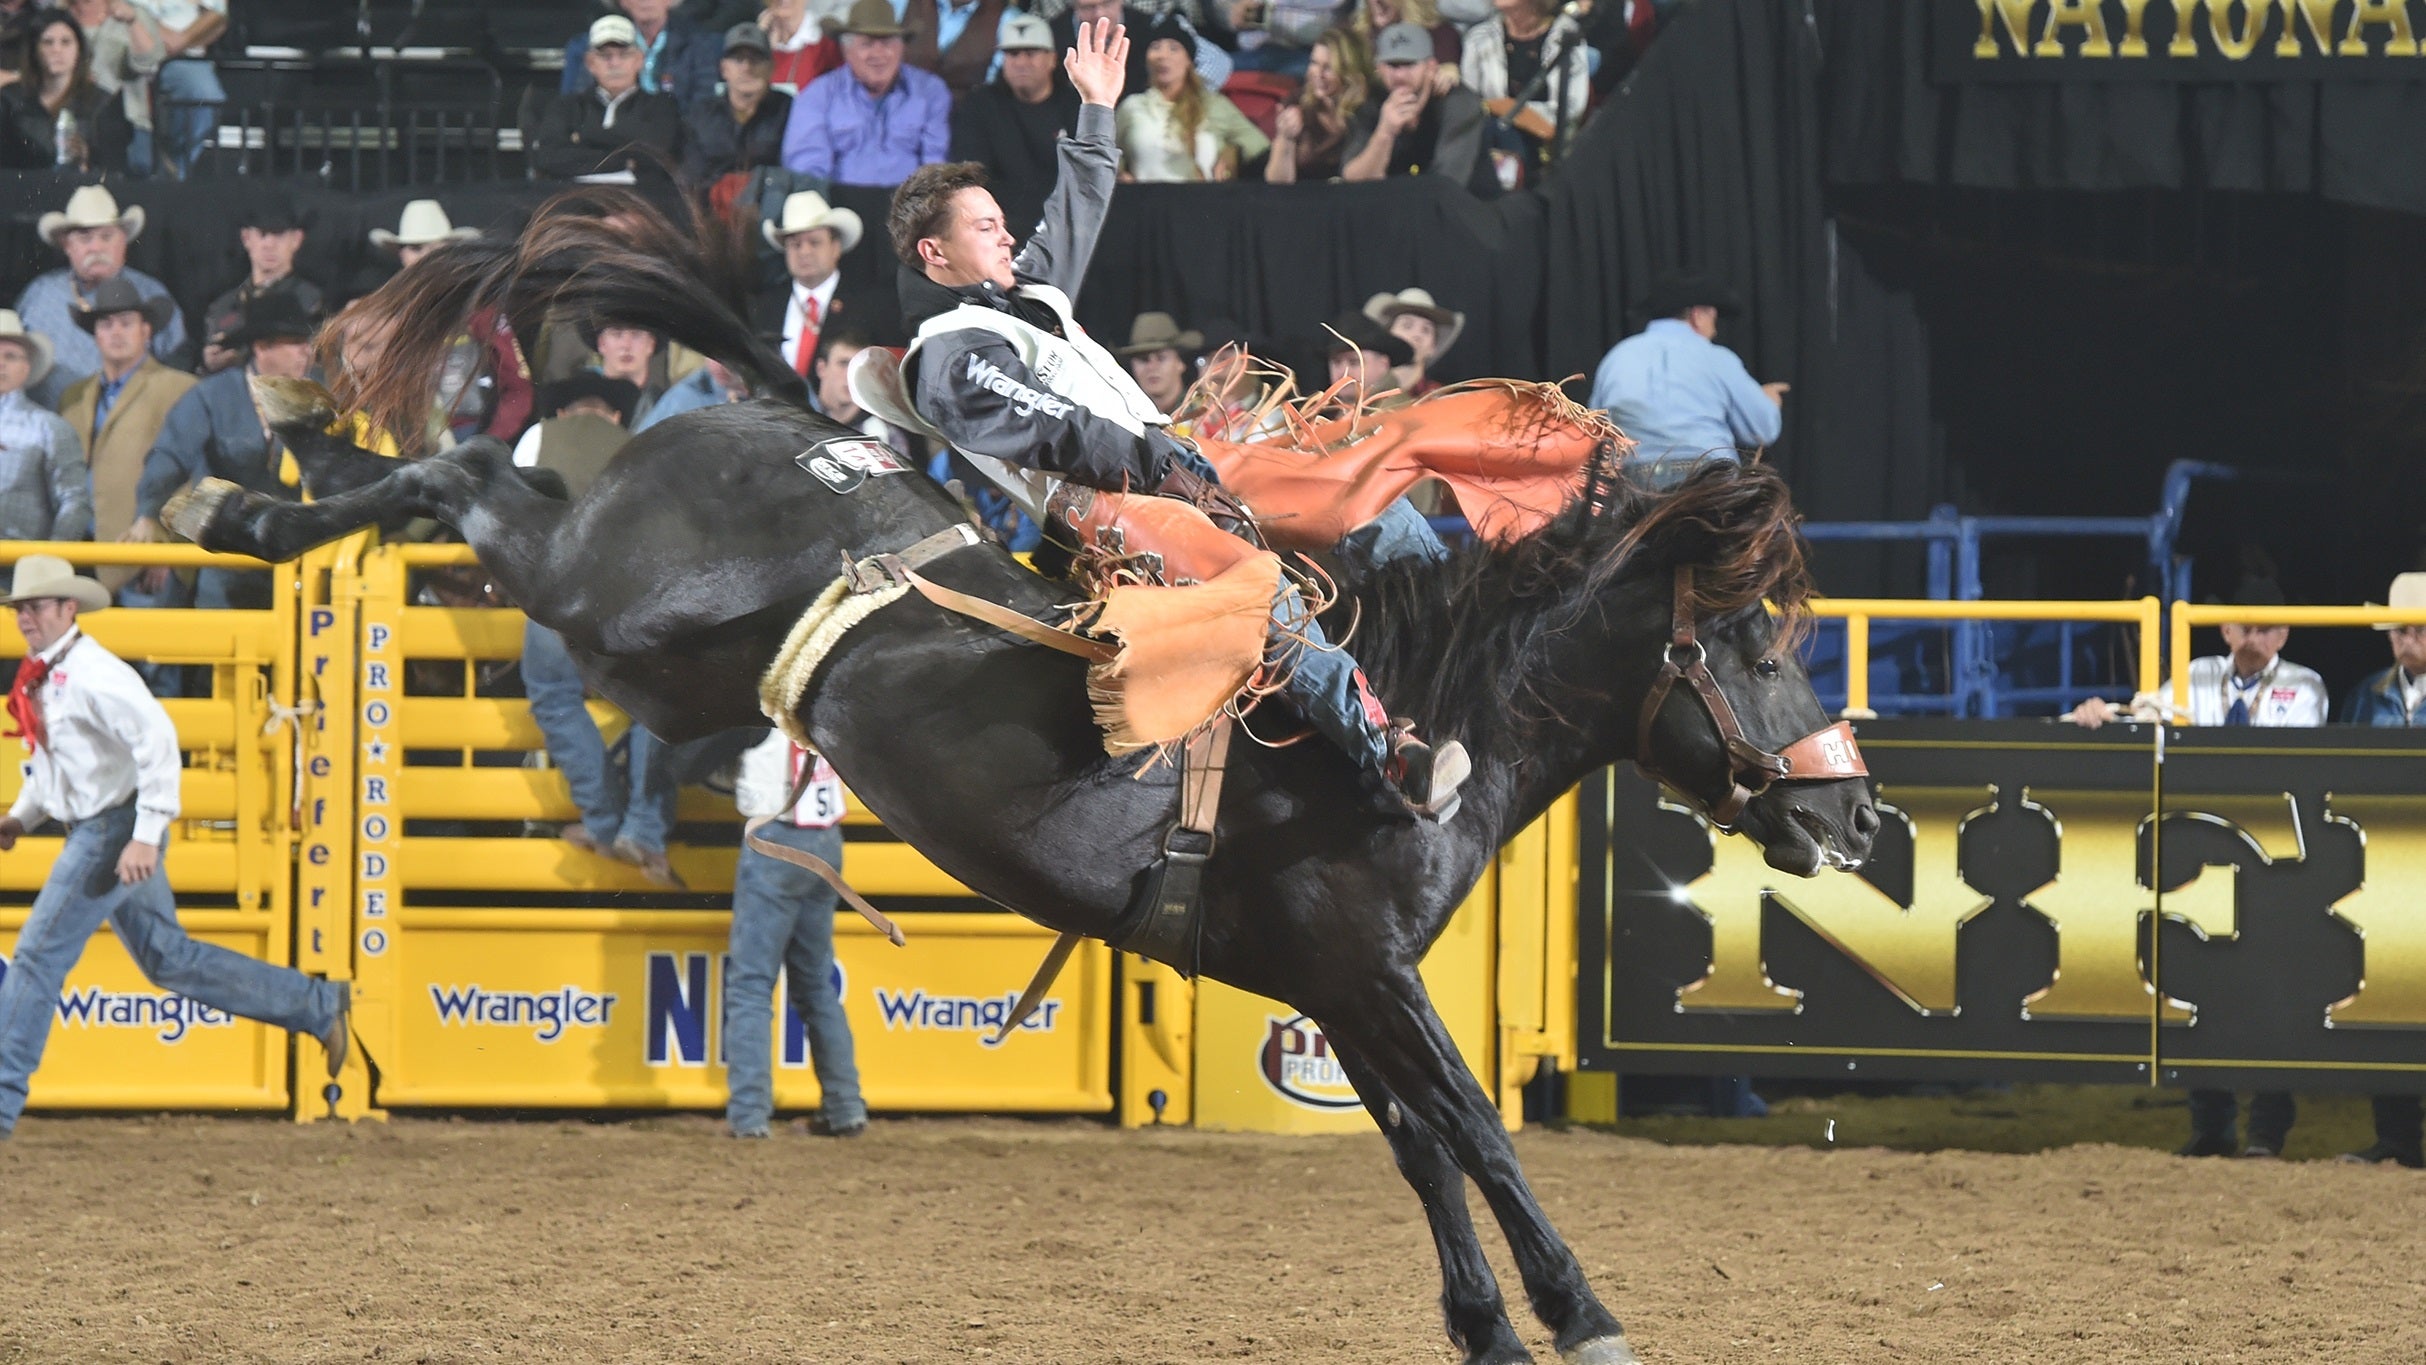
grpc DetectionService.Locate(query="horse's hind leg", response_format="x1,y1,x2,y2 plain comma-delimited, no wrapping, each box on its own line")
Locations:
1324,975,1633,1365
1330,1042,1535,1365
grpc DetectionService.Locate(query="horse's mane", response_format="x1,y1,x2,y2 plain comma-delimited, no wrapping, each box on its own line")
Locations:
325,187,806,454
1352,458,1813,762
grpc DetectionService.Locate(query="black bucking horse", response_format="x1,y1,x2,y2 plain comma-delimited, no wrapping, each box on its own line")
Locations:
166,200,1879,1365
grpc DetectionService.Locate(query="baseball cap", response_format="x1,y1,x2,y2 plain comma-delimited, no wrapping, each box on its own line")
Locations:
999,13,1053,51
723,21,772,54
590,14,639,48
1374,22,1433,65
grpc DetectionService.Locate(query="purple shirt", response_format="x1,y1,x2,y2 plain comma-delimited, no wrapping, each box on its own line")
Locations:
780,64,952,187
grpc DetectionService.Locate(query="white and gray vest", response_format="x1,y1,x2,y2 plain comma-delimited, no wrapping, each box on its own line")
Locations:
884,283,1171,522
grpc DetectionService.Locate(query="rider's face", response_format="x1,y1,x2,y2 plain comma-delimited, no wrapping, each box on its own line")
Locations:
919,188,1016,292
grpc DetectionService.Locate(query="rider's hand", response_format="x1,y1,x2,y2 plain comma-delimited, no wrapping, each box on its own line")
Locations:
0,816,21,852
1065,17,1130,109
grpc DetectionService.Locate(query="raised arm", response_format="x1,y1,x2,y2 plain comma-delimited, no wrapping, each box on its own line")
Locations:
1008,19,1128,297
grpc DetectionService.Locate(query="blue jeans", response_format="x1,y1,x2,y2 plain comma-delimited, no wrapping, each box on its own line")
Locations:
522,620,680,853
154,59,223,175
722,821,862,1134
1278,496,1450,774
117,571,194,697
0,802,340,1133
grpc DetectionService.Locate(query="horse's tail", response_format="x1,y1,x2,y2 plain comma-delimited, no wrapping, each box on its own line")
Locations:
325,186,806,454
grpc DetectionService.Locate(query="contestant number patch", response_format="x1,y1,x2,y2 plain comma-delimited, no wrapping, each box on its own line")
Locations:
799,437,910,494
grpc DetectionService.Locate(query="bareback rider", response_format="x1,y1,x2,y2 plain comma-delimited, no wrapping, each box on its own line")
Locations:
880,18,1468,818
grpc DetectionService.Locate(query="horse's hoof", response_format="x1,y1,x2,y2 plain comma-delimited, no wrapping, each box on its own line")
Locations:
1561,1336,1641,1365
250,374,338,432
161,477,246,547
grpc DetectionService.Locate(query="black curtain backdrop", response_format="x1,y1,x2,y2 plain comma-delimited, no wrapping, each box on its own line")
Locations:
10,0,2424,608
1820,0,2426,216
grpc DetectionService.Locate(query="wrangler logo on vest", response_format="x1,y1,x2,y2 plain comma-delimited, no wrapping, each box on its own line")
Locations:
965,354,1077,421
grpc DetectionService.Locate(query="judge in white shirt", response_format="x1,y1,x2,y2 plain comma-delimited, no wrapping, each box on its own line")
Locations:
0,557,347,1139
722,728,863,1139
751,191,894,374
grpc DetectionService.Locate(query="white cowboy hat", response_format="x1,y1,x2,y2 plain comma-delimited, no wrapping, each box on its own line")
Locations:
1362,287,1465,359
2370,572,2426,629
763,191,865,253
37,185,145,248
0,311,55,388
370,199,481,252
1,555,112,613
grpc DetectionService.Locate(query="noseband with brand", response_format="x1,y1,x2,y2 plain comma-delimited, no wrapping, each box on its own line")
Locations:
1635,565,1868,827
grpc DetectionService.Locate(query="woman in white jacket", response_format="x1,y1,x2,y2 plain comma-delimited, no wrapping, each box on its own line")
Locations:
1459,0,1588,182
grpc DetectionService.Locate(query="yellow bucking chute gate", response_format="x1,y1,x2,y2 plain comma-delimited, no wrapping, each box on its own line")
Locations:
0,540,1578,1133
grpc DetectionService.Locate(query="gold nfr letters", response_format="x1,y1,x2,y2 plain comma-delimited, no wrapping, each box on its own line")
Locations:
2322,795,2426,1028
1972,0,2425,59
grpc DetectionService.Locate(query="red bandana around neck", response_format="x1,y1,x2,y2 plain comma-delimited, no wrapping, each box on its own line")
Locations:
8,635,72,753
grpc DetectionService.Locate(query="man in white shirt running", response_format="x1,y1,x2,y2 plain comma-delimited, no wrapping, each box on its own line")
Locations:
0,556,347,1139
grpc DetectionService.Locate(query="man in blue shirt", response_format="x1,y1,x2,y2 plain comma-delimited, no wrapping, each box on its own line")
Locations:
1588,272,1787,488
780,0,952,187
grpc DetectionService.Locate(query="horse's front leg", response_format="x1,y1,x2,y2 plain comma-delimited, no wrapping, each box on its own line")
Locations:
1323,975,1635,1365
1329,1039,1536,1365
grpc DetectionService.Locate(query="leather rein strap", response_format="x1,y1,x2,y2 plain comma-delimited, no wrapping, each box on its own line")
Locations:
997,716,1235,1043
857,524,1119,663
1635,564,1868,828
744,522,1113,954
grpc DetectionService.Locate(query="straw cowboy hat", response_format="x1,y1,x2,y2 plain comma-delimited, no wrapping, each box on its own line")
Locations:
2370,572,2426,629
370,199,480,252
762,191,866,253
1362,288,1464,358
69,277,174,336
0,311,55,388
1115,312,1203,359
1,555,112,613
37,185,145,247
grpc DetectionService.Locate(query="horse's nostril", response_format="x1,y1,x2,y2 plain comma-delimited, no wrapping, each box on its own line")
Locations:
1851,803,1880,840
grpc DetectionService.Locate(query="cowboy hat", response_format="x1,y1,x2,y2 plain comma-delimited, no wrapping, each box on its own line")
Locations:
37,185,144,247
2370,572,2426,630
1,555,112,613
539,373,642,425
70,277,174,336
838,0,910,39
371,199,481,252
1362,288,1464,358
221,290,323,349
0,312,54,388
1321,309,1413,368
1116,311,1203,359
762,190,866,253
1640,270,1741,319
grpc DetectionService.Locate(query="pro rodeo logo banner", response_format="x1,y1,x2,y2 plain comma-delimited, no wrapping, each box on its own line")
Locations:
1578,720,2426,1093
1938,0,2426,79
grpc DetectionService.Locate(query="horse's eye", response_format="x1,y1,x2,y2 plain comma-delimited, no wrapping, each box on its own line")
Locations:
1754,658,1781,680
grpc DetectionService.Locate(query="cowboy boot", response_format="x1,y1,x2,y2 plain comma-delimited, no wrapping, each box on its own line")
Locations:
1387,721,1472,824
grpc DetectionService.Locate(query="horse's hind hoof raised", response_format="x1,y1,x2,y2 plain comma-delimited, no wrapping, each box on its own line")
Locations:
1561,1337,1640,1365
161,477,248,549
249,374,338,433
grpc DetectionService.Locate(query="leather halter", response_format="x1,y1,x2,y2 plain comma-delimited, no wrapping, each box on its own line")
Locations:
1634,565,1868,828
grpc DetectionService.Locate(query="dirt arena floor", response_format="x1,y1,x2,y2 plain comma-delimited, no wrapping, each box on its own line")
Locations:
4,1104,2423,1364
